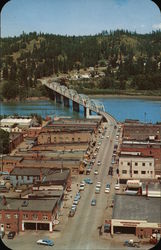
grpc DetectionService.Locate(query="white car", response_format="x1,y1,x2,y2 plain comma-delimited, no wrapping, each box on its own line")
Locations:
79,183,85,191
105,187,110,193
94,170,98,175
96,181,101,188
95,187,100,194
115,183,120,190
106,135,109,139
97,161,101,166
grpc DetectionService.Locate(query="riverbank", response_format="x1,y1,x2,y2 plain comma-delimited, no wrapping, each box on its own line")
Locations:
1,94,161,103
88,94,161,100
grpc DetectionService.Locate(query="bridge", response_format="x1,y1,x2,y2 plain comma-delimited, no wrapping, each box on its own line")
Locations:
41,78,117,125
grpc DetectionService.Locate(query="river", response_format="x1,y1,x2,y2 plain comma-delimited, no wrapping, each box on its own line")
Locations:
0,97,161,123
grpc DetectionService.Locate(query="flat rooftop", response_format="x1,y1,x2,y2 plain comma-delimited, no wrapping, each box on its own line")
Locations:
43,169,70,183
112,194,161,223
0,197,57,212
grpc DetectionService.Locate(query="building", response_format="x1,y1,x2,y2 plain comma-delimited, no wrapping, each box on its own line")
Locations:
1,156,23,173
10,167,42,187
111,194,161,237
120,140,161,176
122,122,161,141
119,154,155,183
9,132,23,152
142,183,161,197
0,116,34,129
27,127,42,138
0,196,58,233
9,167,71,189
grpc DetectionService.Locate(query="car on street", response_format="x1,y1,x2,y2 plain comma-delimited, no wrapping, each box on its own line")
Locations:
95,187,100,194
94,170,98,175
7,231,16,239
106,135,109,139
96,181,101,188
37,239,54,246
84,178,93,184
97,160,101,166
115,183,120,190
75,192,81,199
79,183,85,191
91,199,96,206
73,198,79,205
68,209,75,217
71,204,77,211
105,184,110,193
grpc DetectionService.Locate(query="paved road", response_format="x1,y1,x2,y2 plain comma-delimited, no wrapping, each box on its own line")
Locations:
4,117,118,250
55,119,117,250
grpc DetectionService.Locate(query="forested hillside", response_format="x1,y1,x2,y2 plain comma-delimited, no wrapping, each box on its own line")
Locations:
0,30,161,100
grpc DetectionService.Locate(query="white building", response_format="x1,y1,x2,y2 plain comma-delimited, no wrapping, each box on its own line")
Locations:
0,117,33,129
119,154,155,182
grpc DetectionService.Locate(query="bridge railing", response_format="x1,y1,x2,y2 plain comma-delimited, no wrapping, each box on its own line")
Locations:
43,80,106,116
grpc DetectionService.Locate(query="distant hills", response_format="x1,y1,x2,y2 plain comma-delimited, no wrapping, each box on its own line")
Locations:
0,30,161,100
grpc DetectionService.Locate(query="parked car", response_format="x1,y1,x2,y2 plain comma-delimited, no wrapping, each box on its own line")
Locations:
68,209,75,217
37,239,54,246
105,184,110,193
91,199,96,206
71,204,77,211
73,199,79,205
94,170,98,175
96,181,101,188
95,187,100,194
0,231,5,239
79,183,85,191
97,161,101,166
115,183,120,190
75,192,81,199
7,231,16,239
84,178,93,184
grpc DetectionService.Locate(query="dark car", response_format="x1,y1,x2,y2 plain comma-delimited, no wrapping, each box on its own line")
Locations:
7,231,16,239
68,209,75,217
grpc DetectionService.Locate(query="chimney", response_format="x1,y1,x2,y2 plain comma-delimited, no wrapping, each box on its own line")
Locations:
2,196,7,206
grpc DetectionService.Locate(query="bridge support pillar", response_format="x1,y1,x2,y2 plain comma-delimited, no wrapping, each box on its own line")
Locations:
56,93,62,104
73,101,79,112
84,107,91,118
63,96,70,107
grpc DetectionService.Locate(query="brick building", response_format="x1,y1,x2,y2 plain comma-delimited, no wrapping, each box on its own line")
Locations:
9,132,23,153
0,196,58,233
37,130,92,145
122,122,161,141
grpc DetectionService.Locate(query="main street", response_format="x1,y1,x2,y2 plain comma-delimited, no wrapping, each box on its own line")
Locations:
55,118,118,250
3,117,119,250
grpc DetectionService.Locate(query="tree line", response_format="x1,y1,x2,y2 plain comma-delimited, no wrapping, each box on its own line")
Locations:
0,29,161,100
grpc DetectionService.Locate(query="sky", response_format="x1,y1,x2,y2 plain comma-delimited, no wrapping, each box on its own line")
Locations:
1,0,161,37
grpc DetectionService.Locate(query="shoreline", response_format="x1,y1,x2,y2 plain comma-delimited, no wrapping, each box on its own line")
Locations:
1,94,161,103
88,94,161,100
